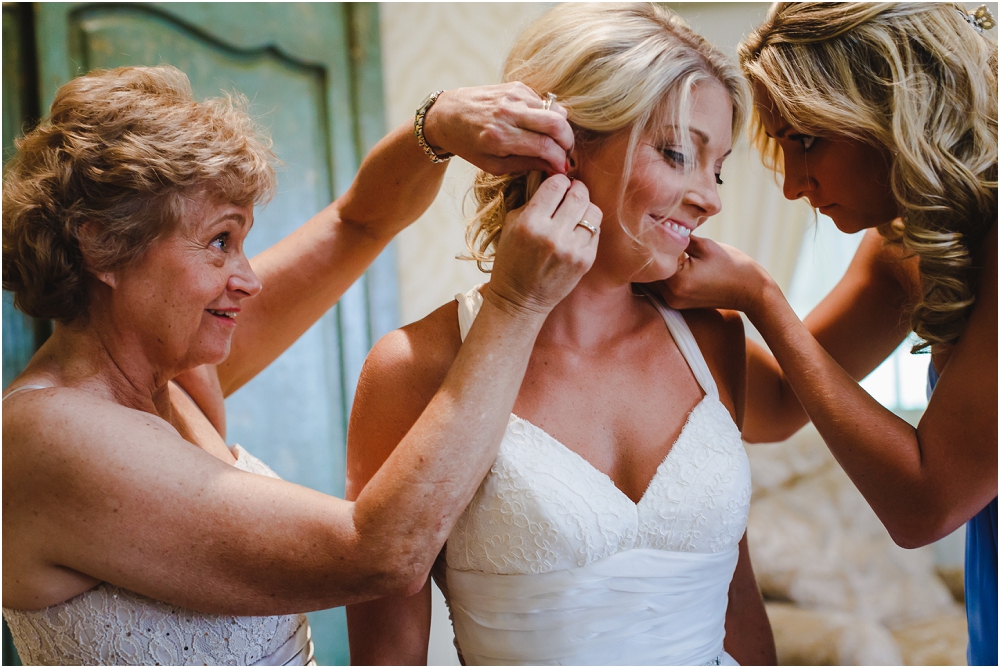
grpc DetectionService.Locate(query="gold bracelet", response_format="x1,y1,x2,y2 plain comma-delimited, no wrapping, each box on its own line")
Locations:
414,90,453,164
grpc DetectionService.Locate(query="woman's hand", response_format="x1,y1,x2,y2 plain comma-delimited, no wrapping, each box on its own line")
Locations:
659,235,773,316
423,83,574,175
487,175,602,316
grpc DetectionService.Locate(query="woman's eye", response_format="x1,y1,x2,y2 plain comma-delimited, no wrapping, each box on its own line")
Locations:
715,173,724,186
658,148,687,167
791,135,816,151
210,233,229,251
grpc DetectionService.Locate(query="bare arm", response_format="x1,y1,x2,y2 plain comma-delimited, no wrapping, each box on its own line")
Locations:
217,84,575,395
216,121,446,395
3,176,602,615
347,581,433,666
724,535,776,665
344,304,461,665
742,229,913,442
664,228,998,546
3,296,543,614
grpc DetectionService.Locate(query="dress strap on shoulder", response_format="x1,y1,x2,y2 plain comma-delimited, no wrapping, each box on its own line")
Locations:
1,384,52,402
455,284,485,343
635,285,720,400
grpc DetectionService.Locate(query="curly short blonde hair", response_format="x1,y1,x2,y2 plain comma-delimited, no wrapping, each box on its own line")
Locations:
739,2,998,350
2,65,277,322
466,3,747,271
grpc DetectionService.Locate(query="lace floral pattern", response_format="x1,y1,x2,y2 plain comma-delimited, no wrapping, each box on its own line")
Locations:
448,416,638,574
3,588,305,666
637,399,751,553
3,446,308,666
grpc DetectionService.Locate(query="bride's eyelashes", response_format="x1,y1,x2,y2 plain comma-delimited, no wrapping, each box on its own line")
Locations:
657,146,688,169
656,145,724,185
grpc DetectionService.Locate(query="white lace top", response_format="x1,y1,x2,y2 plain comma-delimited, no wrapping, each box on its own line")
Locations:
2,420,314,666
436,286,751,665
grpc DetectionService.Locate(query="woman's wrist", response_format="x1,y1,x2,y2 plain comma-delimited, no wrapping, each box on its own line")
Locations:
481,282,554,327
416,90,452,161
742,270,783,325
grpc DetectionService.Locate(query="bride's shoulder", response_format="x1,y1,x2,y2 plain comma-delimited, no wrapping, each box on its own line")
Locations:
347,301,464,498
359,300,463,396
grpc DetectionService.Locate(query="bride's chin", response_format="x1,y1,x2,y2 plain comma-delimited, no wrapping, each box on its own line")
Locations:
630,257,681,284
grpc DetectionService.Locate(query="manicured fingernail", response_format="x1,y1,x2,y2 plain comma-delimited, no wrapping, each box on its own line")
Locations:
564,157,570,173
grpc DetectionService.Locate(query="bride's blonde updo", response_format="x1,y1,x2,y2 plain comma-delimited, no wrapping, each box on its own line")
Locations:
466,3,746,271
739,2,998,350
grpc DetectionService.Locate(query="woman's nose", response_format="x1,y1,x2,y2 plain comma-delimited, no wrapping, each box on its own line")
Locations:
686,169,722,218
230,255,262,298
781,151,814,202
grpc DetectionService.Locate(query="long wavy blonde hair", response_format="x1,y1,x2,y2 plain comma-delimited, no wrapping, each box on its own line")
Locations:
739,2,998,350
466,3,746,271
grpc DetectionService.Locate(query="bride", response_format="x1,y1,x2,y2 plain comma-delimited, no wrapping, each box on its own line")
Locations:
346,4,774,665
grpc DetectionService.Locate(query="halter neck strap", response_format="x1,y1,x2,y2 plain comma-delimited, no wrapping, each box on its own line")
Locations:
1,384,52,402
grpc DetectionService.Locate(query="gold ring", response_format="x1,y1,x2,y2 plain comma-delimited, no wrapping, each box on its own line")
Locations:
542,92,557,111
575,219,598,236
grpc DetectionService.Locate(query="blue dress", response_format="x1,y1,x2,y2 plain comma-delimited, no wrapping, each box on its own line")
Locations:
928,363,998,666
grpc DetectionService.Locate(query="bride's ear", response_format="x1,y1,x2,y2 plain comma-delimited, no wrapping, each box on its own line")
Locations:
566,146,580,177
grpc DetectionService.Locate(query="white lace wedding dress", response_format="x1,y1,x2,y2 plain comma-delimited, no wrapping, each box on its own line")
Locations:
2,388,314,667
434,286,752,666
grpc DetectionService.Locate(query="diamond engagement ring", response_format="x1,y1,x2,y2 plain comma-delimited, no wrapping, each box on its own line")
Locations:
542,92,557,111
575,220,598,236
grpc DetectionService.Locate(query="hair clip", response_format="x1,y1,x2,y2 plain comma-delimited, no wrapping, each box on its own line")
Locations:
960,4,995,33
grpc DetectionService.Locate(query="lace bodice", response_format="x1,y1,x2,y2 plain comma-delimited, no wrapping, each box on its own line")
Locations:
438,286,751,665
447,287,751,575
2,443,313,666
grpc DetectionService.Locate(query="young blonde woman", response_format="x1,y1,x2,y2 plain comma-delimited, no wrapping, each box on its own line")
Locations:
347,4,775,665
664,3,997,664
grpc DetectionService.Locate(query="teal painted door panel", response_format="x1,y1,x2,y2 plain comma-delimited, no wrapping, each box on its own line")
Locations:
13,4,395,663
3,6,29,664
2,3,42,400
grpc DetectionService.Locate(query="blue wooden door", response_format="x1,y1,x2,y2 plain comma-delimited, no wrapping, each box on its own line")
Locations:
3,4,397,663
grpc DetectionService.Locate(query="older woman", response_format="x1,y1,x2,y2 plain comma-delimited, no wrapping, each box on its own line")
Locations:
664,3,997,664
1,65,598,665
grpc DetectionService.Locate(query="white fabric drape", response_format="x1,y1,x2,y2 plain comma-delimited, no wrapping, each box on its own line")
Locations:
444,548,739,666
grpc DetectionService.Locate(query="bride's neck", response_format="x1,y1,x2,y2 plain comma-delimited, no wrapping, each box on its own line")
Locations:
538,269,647,349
